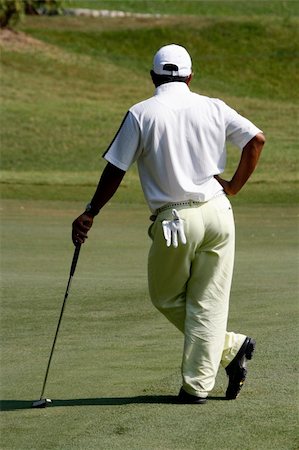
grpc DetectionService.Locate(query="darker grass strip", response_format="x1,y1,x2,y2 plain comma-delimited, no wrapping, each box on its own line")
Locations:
0,395,226,410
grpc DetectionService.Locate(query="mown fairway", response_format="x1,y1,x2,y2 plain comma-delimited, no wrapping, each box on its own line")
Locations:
0,1,298,449
0,200,298,450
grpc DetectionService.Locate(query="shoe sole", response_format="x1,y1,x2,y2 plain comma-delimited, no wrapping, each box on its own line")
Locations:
226,338,256,400
245,338,256,360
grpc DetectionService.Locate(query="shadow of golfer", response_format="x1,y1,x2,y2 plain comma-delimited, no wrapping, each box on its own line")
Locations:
0,395,225,411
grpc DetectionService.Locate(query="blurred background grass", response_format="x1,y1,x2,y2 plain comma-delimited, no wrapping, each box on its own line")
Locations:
64,0,299,17
1,0,298,204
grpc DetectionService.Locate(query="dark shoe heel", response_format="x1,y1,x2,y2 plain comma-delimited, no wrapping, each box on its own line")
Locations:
225,336,256,400
245,339,256,360
178,388,207,404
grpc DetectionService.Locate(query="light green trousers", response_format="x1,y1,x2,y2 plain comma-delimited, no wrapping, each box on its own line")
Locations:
148,195,246,398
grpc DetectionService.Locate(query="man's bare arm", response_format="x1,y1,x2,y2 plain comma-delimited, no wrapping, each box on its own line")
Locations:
215,132,265,196
72,163,126,245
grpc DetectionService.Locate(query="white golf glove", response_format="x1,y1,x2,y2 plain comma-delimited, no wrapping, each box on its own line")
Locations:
162,209,187,248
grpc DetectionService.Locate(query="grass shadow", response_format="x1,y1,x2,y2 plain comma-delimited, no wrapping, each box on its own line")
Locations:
0,395,225,411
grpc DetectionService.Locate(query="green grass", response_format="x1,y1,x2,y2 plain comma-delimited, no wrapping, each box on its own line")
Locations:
0,5,298,448
1,6,298,203
0,200,298,449
63,0,299,18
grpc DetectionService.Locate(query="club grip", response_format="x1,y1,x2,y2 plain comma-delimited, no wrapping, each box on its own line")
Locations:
70,244,81,277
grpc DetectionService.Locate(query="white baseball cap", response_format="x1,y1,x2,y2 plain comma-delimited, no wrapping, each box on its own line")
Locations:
153,44,192,77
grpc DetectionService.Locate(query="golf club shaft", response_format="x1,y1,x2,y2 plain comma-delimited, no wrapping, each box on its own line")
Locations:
39,244,81,400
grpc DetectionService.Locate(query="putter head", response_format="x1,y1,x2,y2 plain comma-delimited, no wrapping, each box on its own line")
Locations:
32,398,52,408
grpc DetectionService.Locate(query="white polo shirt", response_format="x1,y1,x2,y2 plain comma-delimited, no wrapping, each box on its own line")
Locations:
104,82,262,212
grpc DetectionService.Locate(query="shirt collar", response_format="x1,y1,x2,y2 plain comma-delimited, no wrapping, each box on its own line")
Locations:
155,82,190,95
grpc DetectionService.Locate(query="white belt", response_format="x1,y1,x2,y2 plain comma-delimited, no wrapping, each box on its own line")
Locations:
156,200,204,215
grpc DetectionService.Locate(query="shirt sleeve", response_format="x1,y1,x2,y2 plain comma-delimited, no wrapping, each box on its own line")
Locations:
103,111,142,171
222,102,263,150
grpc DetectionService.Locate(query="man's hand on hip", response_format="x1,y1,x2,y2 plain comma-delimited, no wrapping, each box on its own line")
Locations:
72,213,94,245
214,133,265,196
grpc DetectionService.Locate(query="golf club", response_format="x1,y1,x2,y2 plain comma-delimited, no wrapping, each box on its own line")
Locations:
32,244,81,408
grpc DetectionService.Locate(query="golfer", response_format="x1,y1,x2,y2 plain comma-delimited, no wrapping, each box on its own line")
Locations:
72,44,265,403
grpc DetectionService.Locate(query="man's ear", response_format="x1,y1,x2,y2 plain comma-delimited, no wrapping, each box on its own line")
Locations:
186,73,193,85
150,70,159,87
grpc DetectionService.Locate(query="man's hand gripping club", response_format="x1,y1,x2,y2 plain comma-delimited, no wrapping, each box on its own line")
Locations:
72,213,94,245
71,163,126,246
